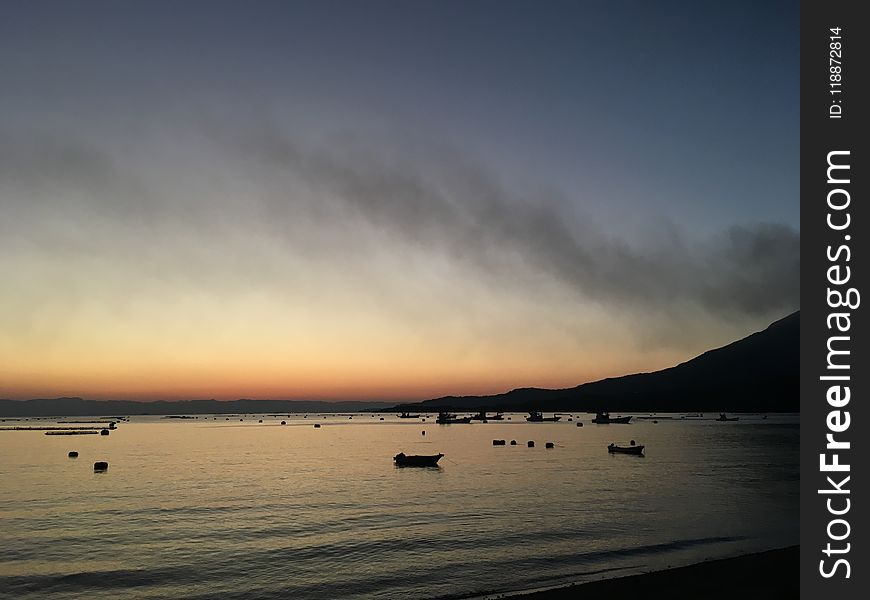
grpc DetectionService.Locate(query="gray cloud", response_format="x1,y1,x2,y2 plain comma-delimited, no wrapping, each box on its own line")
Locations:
0,124,799,325
230,127,799,320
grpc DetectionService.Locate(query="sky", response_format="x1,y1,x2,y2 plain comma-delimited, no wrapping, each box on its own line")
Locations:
0,0,799,401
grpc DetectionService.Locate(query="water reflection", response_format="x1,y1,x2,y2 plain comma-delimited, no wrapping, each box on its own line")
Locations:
0,413,798,599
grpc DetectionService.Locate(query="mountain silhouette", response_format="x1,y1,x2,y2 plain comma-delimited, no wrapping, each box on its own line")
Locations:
392,311,799,413
1,313,798,417
0,398,394,418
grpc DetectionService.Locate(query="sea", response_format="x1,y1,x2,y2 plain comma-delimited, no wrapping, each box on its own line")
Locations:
0,412,798,599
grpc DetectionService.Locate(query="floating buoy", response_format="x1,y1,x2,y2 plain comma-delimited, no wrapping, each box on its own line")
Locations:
314,424,321,428
545,442,555,449
240,419,244,421
68,451,79,458
527,441,535,447
281,421,286,425
492,439,506,446
100,429,109,436
576,422,583,427
379,417,384,420
422,430,426,436
653,420,659,424
94,461,108,471
510,440,517,445
567,418,573,421
259,420,263,423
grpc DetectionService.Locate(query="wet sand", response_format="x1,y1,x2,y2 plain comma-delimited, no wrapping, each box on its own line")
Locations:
509,546,798,599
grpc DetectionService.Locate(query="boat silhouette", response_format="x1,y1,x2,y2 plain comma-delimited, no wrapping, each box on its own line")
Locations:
436,412,473,424
526,411,560,422
393,452,444,467
592,411,632,424
607,441,644,455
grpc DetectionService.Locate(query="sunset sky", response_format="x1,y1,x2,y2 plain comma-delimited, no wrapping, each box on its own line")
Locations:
0,1,799,401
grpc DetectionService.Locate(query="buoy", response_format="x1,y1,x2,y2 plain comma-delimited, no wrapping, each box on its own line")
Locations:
259,419,263,423
527,441,535,447
281,421,286,425
630,440,636,446
240,419,243,421
379,417,385,420
545,442,555,449
576,422,583,427
567,418,573,421
100,429,109,436
68,451,79,458
510,440,517,445
422,430,426,436
492,439,506,446
93,461,108,471
314,424,321,428
653,420,659,424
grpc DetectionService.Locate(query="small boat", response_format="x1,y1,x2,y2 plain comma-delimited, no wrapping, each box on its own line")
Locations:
608,442,644,455
592,411,632,424
393,452,444,467
716,413,739,422
526,411,561,422
398,412,421,419
436,412,473,424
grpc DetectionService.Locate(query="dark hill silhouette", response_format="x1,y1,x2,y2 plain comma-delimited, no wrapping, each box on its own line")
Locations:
0,398,394,418
1,313,798,417
392,311,799,413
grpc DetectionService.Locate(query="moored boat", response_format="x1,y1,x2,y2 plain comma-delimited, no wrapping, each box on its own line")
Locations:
592,411,632,424
607,442,644,455
716,413,739,422
393,452,444,467
436,411,473,424
398,412,421,418
526,411,560,422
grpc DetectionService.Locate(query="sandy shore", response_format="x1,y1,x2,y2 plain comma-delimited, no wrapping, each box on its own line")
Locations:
480,546,798,600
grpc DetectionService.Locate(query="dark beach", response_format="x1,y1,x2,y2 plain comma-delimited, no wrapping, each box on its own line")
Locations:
496,546,798,599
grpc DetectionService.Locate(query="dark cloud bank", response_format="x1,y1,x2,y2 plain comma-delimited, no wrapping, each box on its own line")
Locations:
236,127,799,319
0,125,799,323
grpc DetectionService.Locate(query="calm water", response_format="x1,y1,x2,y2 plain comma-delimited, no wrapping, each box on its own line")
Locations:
0,413,798,599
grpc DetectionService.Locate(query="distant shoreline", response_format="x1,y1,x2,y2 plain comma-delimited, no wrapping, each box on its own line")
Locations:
466,546,798,599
